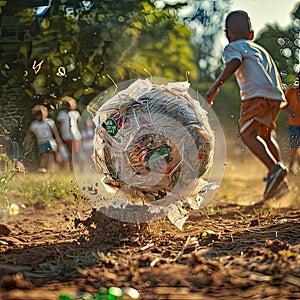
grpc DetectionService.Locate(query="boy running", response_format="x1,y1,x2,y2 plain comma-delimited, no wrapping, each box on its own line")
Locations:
205,10,287,200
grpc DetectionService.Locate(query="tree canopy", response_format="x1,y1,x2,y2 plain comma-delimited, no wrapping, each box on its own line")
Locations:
255,2,300,86
0,1,199,108
151,0,232,80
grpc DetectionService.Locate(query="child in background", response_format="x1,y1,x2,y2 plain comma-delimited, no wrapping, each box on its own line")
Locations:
283,73,300,174
205,10,288,200
56,96,81,170
80,117,95,168
24,105,62,173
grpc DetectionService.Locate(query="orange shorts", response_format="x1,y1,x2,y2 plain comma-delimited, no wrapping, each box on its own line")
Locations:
65,139,81,153
239,98,281,137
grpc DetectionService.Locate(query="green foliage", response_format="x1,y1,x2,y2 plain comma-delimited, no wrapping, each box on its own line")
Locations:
150,0,233,80
129,3,196,81
255,3,300,86
0,0,199,112
255,25,296,86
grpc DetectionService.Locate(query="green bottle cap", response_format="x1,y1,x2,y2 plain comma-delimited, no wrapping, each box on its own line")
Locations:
105,118,118,136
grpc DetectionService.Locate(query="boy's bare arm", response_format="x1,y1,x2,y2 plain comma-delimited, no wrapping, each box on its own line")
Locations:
205,59,241,106
52,124,63,146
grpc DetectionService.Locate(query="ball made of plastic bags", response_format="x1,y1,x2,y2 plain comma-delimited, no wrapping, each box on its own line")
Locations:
74,78,225,229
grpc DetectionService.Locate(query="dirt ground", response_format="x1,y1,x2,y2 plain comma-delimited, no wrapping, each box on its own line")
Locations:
0,148,299,300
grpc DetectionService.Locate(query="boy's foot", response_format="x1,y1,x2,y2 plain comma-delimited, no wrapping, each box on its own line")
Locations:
38,168,47,173
264,163,287,200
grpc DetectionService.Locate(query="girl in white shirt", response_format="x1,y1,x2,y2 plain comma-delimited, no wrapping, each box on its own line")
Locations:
24,105,62,173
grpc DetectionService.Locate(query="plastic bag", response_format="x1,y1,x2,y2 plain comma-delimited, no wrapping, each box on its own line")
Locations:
73,78,225,229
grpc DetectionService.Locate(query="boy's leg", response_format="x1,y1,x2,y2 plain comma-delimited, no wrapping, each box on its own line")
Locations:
262,130,281,163
40,152,50,172
239,99,287,199
240,120,277,172
54,151,62,167
241,122,287,199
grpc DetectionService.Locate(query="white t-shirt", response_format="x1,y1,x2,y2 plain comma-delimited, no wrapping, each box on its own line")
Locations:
57,110,81,140
224,39,286,102
29,118,55,145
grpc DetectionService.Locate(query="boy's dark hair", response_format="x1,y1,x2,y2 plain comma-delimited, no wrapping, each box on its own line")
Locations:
225,10,252,39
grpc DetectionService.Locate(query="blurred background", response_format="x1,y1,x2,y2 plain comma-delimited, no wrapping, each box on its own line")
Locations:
0,0,299,168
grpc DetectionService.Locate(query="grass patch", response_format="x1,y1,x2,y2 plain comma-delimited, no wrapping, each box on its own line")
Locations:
15,171,82,206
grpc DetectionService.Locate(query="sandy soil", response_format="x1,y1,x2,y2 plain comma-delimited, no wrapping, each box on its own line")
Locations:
0,150,299,300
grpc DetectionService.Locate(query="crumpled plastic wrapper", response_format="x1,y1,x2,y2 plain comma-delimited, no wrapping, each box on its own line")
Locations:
92,79,217,230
